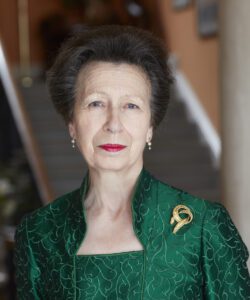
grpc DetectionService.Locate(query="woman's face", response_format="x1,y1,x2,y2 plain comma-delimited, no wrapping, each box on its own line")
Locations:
69,61,153,172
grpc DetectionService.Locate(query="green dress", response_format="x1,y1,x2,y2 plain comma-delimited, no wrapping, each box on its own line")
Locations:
14,167,250,299
75,251,144,299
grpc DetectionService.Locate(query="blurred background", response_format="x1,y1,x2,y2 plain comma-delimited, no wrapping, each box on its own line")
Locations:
0,0,249,298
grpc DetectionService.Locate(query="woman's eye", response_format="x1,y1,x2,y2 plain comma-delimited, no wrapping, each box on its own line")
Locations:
88,101,104,108
127,103,139,109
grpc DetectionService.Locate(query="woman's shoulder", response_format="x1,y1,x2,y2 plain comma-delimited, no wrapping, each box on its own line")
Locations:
155,176,249,256
155,176,223,218
17,187,81,232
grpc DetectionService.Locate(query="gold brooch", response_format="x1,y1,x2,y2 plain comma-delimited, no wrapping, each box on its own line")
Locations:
170,205,193,234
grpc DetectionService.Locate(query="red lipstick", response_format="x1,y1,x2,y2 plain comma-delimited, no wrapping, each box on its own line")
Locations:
99,144,126,152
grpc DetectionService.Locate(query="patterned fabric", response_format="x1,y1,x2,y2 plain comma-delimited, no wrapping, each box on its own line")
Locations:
75,251,144,299
14,167,250,299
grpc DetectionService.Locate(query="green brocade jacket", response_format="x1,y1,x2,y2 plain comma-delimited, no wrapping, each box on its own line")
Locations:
14,167,250,299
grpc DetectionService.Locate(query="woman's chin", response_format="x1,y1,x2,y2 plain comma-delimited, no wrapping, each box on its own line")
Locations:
94,160,129,171
87,156,136,172
84,149,143,171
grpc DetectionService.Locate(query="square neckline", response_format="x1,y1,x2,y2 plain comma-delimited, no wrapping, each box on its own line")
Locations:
76,249,144,257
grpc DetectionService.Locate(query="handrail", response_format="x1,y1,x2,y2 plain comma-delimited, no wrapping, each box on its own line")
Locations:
0,38,54,204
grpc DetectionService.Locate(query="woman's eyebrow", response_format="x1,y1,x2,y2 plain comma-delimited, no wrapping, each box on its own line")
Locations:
123,95,145,104
85,92,107,98
79,91,146,107
80,92,108,102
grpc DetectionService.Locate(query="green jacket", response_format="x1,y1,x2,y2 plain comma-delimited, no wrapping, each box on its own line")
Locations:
14,167,250,299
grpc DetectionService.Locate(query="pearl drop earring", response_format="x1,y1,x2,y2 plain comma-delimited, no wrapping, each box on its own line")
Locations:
71,138,76,149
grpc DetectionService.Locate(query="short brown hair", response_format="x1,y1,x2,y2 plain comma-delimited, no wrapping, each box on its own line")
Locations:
47,25,172,129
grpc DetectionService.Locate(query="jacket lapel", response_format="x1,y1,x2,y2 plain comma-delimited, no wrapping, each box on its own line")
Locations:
65,169,89,256
130,167,158,248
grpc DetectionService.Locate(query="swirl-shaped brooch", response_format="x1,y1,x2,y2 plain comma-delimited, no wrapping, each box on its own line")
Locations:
170,205,193,234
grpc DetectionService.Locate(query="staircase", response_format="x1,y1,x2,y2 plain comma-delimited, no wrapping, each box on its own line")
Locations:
144,91,220,201
20,78,220,201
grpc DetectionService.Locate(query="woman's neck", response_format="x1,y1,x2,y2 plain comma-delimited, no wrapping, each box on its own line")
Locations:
84,164,143,215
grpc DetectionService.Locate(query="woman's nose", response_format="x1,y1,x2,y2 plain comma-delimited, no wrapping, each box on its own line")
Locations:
104,107,123,133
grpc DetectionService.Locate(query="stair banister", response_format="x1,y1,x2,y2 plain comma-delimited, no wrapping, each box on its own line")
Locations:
0,38,54,204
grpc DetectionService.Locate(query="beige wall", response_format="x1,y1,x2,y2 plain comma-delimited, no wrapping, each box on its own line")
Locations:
157,0,220,133
220,0,250,258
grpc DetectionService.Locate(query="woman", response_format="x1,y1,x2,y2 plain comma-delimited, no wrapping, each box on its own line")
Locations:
14,25,250,299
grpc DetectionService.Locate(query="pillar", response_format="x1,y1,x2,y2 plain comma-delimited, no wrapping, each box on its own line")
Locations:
220,0,250,262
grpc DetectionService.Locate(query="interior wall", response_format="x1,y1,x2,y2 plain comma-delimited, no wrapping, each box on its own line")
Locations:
28,0,65,64
157,0,220,133
0,0,65,65
0,0,19,64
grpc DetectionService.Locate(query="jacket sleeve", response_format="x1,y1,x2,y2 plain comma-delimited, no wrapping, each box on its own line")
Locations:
202,202,250,299
14,216,41,299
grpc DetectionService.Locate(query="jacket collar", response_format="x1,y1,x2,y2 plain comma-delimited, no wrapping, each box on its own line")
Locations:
67,166,157,256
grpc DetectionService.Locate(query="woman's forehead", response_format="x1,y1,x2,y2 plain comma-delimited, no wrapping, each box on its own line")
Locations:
76,61,151,99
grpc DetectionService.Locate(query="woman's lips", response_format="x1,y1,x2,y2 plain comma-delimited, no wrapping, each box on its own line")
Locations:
99,144,127,152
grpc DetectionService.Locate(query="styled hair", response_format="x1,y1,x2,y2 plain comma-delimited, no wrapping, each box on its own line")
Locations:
47,25,172,129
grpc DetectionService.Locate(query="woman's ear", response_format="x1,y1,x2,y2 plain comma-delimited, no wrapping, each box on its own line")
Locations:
68,122,76,139
147,126,153,142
